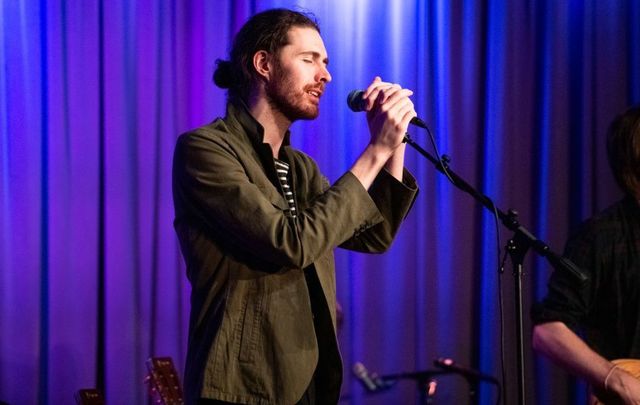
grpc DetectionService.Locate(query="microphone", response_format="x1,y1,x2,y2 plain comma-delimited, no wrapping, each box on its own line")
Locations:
352,362,378,391
346,89,429,129
434,358,499,384
370,371,395,390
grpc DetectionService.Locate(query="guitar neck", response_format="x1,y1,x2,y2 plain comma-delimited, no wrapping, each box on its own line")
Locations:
146,357,184,405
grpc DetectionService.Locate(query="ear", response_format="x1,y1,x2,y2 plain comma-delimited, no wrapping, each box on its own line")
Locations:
253,50,272,81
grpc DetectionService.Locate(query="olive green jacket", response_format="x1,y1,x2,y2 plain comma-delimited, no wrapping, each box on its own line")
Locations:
172,101,418,405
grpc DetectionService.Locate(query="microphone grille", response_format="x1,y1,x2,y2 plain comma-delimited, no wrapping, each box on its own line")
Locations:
346,90,365,112
352,362,366,376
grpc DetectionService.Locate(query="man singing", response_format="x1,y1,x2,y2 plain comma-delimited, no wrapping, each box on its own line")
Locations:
172,8,418,405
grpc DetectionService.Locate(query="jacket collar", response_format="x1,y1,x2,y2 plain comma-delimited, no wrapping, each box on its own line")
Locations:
224,98,298,195
225,97,292,152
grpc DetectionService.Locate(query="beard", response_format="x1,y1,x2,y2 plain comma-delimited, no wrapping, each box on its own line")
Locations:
265,63,321,122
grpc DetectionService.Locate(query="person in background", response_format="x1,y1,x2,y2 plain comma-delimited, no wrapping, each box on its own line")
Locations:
531,106,640,404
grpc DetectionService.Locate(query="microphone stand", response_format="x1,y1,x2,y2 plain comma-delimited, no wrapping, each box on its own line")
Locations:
402,134,587,405
356,359,500,403
378,369,466,405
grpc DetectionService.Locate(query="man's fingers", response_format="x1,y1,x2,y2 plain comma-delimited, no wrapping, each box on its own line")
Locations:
362,76,383,99
365,84,398,109
389,98,417,131
362,78,416,136
399,107,417,130
366,86,412,112
380,88,413,109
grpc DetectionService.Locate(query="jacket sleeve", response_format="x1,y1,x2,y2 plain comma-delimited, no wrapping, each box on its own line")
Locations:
172,130,388,270
339,168,418,253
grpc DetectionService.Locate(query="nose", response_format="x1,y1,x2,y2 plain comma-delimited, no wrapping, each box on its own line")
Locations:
318,65,332,83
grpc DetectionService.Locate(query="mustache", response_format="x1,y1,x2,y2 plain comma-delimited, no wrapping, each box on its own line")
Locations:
304,84,325,95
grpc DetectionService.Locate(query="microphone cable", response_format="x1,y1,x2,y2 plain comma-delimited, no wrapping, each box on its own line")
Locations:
420,119,505,405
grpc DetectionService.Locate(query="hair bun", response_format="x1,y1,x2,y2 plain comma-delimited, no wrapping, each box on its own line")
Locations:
213,59,234,89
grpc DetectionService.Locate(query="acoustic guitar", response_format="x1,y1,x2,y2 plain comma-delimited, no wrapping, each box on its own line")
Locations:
590,359,640,405
145,356,185,405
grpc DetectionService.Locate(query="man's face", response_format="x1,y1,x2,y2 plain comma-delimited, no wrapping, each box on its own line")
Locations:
265,26,332,122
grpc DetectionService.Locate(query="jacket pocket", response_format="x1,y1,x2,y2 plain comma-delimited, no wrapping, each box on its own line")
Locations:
236,282,265,363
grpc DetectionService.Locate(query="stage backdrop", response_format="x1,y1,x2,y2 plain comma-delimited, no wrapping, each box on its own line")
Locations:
1,0,639,404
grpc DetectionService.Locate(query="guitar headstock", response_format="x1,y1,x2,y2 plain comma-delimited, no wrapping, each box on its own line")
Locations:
145,356,184,405
74,388,105,405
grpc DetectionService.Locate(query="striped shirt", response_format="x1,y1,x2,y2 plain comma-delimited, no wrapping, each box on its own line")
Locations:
274,158,297,218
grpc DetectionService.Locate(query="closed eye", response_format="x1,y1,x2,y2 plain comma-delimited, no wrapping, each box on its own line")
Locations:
299,51,328,66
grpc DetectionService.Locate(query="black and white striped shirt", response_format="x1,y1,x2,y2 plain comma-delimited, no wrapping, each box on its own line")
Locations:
274,158,297,218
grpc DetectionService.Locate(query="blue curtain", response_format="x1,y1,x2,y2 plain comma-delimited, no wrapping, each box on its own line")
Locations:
1,0,638,404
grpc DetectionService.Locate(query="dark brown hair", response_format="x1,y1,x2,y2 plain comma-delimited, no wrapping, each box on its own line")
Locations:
606,105,640,197
213,8,320,101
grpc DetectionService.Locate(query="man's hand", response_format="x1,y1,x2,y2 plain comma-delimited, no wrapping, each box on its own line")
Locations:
349,77,416,188
361,76,416,154
533,323,640,405
598,366,640,405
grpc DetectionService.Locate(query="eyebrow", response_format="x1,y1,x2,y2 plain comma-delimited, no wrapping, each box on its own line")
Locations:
300,51,329,66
